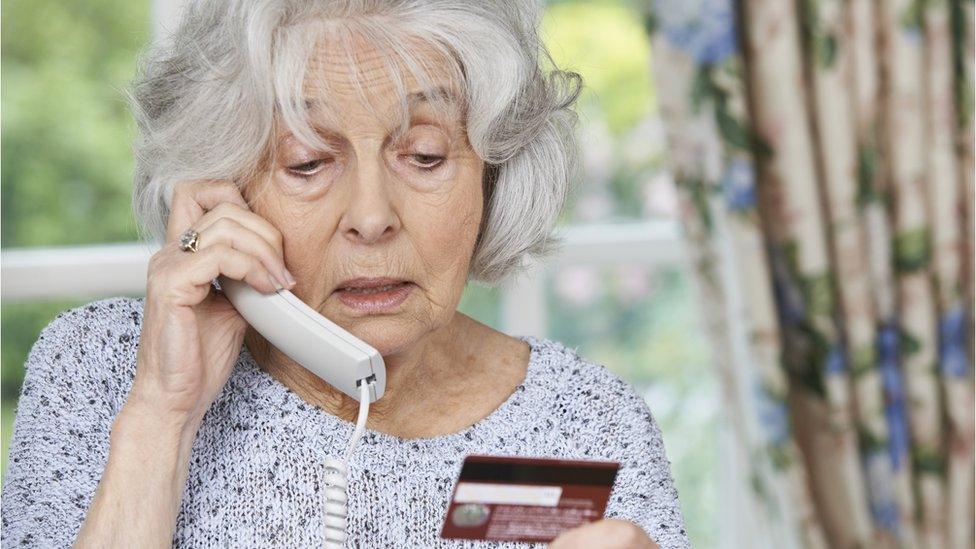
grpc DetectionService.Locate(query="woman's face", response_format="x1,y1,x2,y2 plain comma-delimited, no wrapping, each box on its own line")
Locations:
245,38,484,358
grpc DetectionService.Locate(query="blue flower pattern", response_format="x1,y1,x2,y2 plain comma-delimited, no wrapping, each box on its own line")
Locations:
654,0,738,64
754,382,791,446
938,305,970,379
721,157,757,212
878,322,909,472
825,343,846,375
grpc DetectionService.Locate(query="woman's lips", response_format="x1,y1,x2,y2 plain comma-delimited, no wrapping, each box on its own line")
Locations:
334,281,415,313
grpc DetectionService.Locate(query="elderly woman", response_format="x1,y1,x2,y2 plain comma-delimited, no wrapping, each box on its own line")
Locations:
0,1,688,548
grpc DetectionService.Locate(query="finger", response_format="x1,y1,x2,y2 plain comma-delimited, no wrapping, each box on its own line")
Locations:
192,202,286,260
165,179,250,243
182,243,282,295
146,242,280,309
194,216,293,288
548,522,597,548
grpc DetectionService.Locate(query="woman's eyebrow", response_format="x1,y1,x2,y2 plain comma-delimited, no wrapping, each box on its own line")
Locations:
402,86,466,133
301,86,463,114
294,85,465,143
405,86,462,109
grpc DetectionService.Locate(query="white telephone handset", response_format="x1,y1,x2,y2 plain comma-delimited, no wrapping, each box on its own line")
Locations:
217,275,386,403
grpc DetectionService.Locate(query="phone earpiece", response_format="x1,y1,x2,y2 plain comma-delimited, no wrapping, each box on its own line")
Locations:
217,275,386,403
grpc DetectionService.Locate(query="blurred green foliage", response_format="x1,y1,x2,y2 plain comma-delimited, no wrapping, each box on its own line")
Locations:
544,2,666,225
543,2,655,134
1,0,148,247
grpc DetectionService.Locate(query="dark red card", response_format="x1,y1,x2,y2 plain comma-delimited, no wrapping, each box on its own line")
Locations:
440,454,620,543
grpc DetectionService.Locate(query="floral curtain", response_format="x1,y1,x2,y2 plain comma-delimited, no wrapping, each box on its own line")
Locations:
646,0,975,547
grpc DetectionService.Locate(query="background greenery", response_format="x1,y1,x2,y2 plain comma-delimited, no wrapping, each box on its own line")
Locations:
1,0,717,545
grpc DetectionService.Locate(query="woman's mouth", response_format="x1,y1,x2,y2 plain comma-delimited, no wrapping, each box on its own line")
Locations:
334,279,415,313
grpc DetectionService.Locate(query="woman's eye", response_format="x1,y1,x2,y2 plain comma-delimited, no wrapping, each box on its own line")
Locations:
286,159,330,177
407,154,445,170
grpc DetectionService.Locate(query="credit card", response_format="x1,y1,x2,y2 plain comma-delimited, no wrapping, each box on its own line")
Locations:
440,454,620,543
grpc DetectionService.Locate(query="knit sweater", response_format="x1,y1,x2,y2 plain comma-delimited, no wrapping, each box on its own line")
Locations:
1,296,690,548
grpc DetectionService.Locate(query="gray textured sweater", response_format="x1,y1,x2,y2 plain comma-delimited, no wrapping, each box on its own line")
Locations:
1,297,690,548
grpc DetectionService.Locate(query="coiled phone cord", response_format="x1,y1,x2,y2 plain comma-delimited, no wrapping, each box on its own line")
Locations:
322,381,372,548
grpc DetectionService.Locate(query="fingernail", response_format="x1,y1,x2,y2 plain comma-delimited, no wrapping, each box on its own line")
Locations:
284,268,297,286
268,274,285,291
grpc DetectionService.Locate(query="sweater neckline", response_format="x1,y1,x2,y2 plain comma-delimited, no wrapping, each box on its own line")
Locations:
232,334,549,472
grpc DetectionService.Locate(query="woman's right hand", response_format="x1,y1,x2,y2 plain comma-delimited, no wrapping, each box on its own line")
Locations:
126,179,296,428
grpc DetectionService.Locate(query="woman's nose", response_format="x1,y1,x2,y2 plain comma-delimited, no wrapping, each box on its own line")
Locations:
336,159,401,245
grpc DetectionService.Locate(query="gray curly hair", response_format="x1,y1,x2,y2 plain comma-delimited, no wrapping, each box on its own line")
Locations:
128,0,582,285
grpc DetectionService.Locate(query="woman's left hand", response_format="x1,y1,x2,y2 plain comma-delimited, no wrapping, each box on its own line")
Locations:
547,519,660,549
